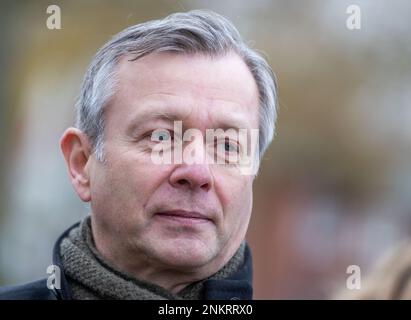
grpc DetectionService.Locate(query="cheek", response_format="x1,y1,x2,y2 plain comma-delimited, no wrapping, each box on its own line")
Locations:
215,176,253,245
216,175,253,216
91,150,171,219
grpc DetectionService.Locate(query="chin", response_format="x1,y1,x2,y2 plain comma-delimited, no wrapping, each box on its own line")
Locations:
155,238,218,269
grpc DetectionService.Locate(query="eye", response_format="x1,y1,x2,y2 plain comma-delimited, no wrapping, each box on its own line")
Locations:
151,129,172,142
217,138,239,153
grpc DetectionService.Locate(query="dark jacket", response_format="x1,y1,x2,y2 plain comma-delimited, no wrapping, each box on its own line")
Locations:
0,221,253,300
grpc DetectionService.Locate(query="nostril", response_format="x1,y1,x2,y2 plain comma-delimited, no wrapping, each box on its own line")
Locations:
178,179,188,186
201,182,210,191
170,165,213,191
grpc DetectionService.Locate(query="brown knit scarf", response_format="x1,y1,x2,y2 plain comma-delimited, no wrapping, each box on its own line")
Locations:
59,216,245,300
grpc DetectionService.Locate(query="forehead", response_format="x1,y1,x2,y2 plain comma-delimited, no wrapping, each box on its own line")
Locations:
108,51,259,129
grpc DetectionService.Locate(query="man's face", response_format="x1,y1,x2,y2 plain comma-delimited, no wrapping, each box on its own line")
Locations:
89,51,260,274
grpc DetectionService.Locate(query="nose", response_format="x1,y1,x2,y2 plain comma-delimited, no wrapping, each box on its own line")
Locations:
169,163,213,192
169,130,214,191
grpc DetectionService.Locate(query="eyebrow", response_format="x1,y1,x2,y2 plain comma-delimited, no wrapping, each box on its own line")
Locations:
212,112,251,131
126,107,188,134
126,103,252,136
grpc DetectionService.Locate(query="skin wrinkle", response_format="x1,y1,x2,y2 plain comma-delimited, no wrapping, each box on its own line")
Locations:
62,51,259,293
124,96,251,140
122,104,253,170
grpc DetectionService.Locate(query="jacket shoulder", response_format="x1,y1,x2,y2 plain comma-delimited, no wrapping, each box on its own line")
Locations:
0,278,57,300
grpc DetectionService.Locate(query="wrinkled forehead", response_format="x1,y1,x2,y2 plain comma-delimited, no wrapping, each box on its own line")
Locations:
108,51,260,130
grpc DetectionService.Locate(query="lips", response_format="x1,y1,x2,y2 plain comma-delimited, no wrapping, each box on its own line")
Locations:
155,210,212,224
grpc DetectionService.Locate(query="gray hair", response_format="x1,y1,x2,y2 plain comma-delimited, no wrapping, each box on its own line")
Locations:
76,9,277,163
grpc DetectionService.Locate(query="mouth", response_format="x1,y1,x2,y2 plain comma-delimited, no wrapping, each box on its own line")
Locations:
155,210,213,225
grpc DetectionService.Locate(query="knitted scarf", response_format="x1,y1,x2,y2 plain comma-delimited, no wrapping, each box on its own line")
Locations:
59,216,246,300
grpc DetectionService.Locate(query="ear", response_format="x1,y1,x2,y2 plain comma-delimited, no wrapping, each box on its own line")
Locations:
60,127,93,202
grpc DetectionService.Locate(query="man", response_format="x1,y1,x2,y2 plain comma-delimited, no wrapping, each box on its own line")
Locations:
0,9,277,300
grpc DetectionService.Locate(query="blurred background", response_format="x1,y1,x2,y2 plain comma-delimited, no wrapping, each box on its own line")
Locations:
0,0,411,299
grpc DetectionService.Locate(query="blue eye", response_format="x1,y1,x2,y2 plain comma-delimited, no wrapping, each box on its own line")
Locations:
151,130,172,142
218,139,239,153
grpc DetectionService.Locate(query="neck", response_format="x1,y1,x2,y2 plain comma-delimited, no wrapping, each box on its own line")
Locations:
90,221,244,294
93,238,236,294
